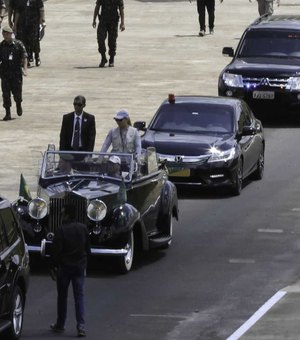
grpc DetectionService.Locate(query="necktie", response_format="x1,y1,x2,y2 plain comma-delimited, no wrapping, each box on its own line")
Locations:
73,117,80,150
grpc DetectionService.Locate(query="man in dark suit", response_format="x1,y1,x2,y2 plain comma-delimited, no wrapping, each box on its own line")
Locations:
59,95,96,152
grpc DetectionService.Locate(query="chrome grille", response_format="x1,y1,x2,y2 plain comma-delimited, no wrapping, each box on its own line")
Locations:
243,77,288,89
49,194,87,232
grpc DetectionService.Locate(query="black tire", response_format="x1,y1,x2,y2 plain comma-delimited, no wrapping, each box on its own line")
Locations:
232,158,243,196
117,230,134,274
251,149,264,180
5,286,24,340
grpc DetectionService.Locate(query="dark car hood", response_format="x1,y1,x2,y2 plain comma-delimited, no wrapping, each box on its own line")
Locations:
42,178,121,200
225,57,300,77
142,131,235,156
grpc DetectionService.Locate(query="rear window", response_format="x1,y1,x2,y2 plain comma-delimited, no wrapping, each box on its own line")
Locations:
238,30,300,58
150,103,234,134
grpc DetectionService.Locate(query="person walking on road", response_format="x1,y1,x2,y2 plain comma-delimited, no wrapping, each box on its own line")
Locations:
92,0,125,68
59,95,96,152
0,25,27,121
50,203,91,338
249,0,280,16
197,0,223,37
13,0,46,67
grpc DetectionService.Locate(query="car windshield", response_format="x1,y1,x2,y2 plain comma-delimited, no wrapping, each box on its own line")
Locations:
150,103,234,134
238,30,300,59
41,151,134,182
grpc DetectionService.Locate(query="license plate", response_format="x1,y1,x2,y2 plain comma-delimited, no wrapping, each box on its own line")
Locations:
253,91,275,100
169,168,190,177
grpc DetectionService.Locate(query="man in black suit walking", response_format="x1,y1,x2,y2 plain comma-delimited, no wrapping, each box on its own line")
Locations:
59,95,96,152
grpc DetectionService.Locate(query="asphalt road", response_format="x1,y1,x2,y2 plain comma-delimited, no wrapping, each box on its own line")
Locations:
2,0,300,339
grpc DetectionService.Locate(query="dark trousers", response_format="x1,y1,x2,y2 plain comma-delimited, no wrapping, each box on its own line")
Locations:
17,23,41,58
197,0,215,31
56,266,86,330
97,20,118,57
1,76,23,109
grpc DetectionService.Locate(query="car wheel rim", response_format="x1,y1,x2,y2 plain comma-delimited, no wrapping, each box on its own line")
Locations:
13,292,23,335
124,231,134,270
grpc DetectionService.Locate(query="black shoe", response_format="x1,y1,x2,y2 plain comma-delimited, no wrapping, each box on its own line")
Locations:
50,323,65,333
35,58,41,67
3,114,11,121
16,103,22,116
99,56,107,68
109,57,114,67
77,328,86,337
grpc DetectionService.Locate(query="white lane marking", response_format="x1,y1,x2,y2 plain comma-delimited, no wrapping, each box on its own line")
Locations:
229,259,256,264
226,290,287,340
130,314,187,319
291,208,300,212
257,229,283,233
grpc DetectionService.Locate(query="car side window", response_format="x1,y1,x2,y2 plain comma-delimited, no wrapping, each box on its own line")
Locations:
238,103,252,132
0,208,18,246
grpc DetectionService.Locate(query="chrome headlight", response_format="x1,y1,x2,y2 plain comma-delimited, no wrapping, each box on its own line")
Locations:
28,198,48,220
208,147,235,163
87,199,107,221
223,73,243,88
287,77,300,91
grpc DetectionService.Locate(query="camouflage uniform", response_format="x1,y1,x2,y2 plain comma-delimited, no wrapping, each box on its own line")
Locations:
96,0,124,60
0,38,27,114
14,0,44,63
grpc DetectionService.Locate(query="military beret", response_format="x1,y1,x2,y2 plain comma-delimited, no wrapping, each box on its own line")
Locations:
2,26,13,33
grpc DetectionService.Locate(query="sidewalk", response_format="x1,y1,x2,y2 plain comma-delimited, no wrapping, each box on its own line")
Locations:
1,1,300,338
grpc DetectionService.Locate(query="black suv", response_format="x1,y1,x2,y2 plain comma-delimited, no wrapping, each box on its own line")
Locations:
218,15,300,115
0,197,29,339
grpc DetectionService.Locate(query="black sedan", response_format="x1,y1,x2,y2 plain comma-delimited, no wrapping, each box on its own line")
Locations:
134,95,265,195
13,148,178,273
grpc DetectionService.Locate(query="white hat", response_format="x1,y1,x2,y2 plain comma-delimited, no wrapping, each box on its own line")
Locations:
114,109,129,120
109,155,121,164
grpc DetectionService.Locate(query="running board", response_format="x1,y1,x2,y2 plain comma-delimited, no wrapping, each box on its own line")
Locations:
149,235,171,248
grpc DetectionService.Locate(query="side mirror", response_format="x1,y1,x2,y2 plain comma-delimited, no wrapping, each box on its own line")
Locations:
222,47,234,57
242,126,256,136
133,121,146,131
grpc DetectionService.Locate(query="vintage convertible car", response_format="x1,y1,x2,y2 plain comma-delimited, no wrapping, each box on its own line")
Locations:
14,147,178,273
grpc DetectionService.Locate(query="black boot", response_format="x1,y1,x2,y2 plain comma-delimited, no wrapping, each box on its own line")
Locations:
16,102,23,116
35,53,41,67
109,56,114,67
99,54,107,68
3,108,11,121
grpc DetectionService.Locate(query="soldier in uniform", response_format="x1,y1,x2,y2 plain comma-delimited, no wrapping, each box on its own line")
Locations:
13,0,45,67
0,25,27,121
92,0,125,68
249,0,280,16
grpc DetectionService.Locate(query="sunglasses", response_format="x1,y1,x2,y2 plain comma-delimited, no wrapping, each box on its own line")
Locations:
73,102,83,107
114,118,124,122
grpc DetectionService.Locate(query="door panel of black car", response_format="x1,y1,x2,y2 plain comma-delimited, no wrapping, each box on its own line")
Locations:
239,105,261,176
0,209,21,316
130,172,164,233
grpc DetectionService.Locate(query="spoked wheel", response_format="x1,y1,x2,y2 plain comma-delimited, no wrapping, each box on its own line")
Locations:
117,230,134,274
5,286,24,340
251,149,264,180
232,158,243,196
